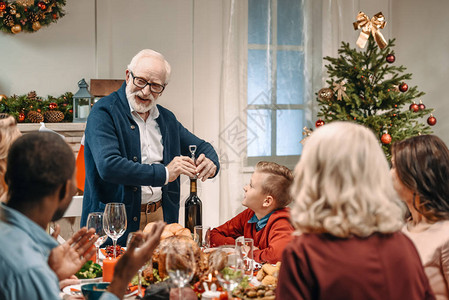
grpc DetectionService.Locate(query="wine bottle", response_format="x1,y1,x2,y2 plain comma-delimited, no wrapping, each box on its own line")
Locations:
185,145,202,232
184,176,202,232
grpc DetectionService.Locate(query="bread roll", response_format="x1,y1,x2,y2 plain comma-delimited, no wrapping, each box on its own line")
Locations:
176,228,192,238
166,223,183,234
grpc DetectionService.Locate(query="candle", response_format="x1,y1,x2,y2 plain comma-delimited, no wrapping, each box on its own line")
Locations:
102,257,117,282
79,105,90,119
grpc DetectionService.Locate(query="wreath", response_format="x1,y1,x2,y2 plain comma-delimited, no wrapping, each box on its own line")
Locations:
0,0,66,34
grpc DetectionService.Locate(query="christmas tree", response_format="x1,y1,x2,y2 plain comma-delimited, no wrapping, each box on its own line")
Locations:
315,35,436,159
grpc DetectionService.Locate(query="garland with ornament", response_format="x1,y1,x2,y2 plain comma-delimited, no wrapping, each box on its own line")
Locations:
306,11,436,159
0,0,66,34
0,91,73,122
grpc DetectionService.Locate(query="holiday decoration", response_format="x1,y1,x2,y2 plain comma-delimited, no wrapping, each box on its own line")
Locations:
0,94,6,102
333,81,347,101
409,102,419,112
27,110,44,123
0,91,73,122
49,102,57,110
381,133,392,144
399,82,408,92
316,34,435,159
386,54,395,63
315,119,325,128
418,100,426,110
318,88,334,102
44,110,64,122
353,11,387,49
18,112,25,122
0,0,66,34
427,114,437,126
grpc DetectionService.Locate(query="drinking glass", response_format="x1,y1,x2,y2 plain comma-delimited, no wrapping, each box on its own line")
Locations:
165,243,196,299
103,203,127,259
126,232,150,298
194,225,211,249
214,246,244,298
86,212,107,264
235,237,254,279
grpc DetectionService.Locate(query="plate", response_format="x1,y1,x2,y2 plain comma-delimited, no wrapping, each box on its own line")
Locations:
63,284,82,296
62,283,138,298
79,277,103,283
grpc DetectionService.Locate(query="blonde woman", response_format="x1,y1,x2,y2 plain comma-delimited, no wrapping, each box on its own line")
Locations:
276,122,434,300
391,135,449,300
0,114,21,203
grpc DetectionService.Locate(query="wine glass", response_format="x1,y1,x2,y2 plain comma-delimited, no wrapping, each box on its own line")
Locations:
165,243,196,299
213,246,244,299
127,232,150,298
86,212,107,265
103,203,127,258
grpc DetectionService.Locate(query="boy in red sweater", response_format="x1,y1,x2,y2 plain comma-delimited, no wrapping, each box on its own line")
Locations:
210,161,294,264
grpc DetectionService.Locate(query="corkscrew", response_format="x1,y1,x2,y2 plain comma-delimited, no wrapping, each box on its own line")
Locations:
189,145,197,161
189,145,197,179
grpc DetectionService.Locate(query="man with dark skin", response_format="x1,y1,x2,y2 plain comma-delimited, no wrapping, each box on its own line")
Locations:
0,132,164,300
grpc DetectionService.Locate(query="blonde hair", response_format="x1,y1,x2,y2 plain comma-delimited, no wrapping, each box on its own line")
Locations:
255,161,293,208
0,115,21,202
127,49,171,84
291,121,404,238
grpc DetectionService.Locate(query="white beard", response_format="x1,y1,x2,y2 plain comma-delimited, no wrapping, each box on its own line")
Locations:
126,84,156,113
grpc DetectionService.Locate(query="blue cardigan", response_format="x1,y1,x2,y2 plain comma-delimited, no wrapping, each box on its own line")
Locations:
80,83,220,245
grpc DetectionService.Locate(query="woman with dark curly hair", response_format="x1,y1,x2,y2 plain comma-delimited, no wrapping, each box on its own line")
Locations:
391,134,449,300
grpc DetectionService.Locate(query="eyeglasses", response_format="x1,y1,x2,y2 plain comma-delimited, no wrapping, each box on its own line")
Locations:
129,71,165,94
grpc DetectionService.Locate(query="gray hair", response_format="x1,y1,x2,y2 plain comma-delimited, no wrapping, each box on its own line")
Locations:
291,121,405,238
127,49,171,84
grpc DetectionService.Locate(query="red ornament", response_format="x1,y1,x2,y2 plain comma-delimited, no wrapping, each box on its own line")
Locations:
0,2,5,11
18,112,25,122
381,133,392,144
38,1,47,10
427,114,437,126
49,102,57,110
386,54,395,63
315,119,325,128
37,109,41,113
418,100,426,110
52,13,58,20
399,83,408,92
69,109,73,113
409,102,419,112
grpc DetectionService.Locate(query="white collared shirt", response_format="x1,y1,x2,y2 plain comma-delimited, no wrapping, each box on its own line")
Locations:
128,104,168,204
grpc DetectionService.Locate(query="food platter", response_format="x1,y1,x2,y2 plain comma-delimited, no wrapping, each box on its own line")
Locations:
62,283,138,298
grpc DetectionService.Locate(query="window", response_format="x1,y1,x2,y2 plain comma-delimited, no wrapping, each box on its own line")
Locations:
247,0,305,168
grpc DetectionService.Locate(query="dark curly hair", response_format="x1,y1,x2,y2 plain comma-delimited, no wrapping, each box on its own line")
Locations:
5,132,75,207
391,135,449,221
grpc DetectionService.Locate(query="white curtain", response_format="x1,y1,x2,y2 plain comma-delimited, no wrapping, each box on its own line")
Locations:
218,0,249,223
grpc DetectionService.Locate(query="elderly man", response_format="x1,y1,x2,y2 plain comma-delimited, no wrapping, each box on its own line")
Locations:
0,132,165,300
81,49,220,245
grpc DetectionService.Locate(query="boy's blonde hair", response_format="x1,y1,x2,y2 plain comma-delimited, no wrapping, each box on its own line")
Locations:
0,115,21,202
255,161,293,208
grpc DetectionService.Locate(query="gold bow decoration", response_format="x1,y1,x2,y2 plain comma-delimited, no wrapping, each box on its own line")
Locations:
353,12,387,49
300,127,313,145
333,81,347,101
392,84,400,92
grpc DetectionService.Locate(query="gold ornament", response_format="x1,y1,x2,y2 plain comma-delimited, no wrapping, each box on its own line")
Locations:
11,24,22,34
333,81,348,101
0,94,7,102
353,12,387,49
300,127,313,145
15,13,20,18
32,21,41,31
318,88,334,101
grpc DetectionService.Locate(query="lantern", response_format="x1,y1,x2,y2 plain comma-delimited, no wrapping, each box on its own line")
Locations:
73,79,93,122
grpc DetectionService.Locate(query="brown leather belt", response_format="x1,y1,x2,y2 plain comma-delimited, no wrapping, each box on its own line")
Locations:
141,200,162,214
